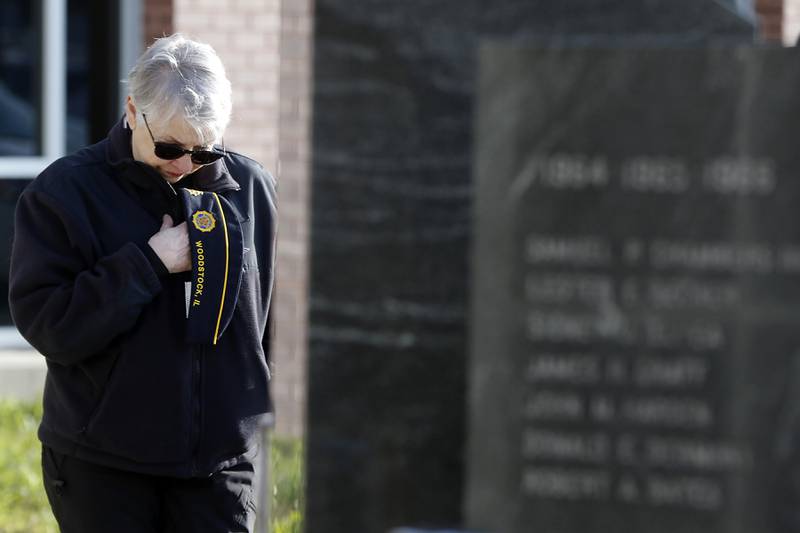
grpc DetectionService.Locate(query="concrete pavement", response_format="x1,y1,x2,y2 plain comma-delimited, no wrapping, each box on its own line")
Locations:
0,328,45,402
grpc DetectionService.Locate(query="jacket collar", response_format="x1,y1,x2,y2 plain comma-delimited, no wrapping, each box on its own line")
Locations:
105,116,240,193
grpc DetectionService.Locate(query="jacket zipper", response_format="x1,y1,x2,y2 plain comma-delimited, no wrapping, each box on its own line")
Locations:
190,345,204,476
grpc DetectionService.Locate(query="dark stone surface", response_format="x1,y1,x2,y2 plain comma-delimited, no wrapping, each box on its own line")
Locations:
467,45,800,533
306,2,754,533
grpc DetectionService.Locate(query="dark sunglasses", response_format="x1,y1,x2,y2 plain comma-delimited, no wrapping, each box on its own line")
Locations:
141,113,225,165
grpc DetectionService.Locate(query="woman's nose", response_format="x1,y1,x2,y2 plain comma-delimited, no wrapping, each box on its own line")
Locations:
174,154,193,173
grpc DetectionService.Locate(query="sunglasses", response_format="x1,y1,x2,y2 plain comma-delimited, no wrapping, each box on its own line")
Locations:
141,113,225,165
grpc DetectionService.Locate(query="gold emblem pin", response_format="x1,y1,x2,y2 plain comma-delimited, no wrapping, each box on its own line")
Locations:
192,210,216,232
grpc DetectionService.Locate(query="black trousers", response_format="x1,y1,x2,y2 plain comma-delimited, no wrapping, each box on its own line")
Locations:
41,446,260,533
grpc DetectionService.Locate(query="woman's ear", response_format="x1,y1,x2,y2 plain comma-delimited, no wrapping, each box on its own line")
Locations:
125,96,137,130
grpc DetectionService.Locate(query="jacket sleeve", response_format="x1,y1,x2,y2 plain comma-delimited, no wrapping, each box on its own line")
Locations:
260,170,278,381
262,283,275,383
9,189,163,365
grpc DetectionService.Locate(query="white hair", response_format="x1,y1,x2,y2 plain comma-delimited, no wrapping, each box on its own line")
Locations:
126,34,232,145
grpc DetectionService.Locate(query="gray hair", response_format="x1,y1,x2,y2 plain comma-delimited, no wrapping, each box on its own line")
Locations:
127,34,232,145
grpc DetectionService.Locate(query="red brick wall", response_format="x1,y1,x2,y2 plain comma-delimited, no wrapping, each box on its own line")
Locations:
143,0,173,44
275,0,314,439
172,0,281,173
755,0,783,41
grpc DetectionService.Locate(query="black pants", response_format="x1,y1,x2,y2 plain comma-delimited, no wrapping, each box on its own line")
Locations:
41,446,260,533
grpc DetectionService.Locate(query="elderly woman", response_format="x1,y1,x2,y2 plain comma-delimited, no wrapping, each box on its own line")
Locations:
8,34,276,533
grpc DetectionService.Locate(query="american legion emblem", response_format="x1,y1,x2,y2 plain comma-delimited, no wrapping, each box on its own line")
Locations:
192,210,217,232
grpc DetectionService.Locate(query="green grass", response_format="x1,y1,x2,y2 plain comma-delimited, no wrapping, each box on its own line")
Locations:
0,398,304,533
0,399,55,533
271,436,305,533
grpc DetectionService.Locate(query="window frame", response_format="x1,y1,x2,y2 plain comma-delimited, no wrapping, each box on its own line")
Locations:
0,0,141,347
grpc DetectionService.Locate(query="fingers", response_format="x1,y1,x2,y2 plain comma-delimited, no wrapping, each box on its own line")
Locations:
148,217,192,273
174,222,189,243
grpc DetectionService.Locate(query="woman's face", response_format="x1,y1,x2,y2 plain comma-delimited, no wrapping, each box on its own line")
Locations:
125,97,213,185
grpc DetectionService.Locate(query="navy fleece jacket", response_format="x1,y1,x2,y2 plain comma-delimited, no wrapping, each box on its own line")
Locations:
8,119,277,477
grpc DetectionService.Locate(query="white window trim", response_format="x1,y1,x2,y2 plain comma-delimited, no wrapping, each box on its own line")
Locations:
0,0,66,179
119,0,143,95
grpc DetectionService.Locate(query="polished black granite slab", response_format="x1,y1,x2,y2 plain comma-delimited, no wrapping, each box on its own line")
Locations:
467,45,800,533
305,2,753,532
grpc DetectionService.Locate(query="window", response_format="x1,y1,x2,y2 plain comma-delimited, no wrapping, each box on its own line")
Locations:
0,3,41,156
0,0,140,337
67,0,90,153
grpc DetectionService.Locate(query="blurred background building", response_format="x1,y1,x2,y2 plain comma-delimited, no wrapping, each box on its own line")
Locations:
0,0,792,440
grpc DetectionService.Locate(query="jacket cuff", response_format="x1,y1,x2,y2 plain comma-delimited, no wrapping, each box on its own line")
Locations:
139,243,170,277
